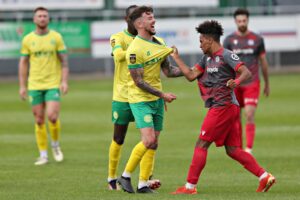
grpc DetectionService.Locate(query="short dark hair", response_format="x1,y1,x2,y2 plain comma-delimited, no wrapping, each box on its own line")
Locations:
234,8,249,18
196,20,223,42
34,7,48,13
125,5,138,17
129,6,153,23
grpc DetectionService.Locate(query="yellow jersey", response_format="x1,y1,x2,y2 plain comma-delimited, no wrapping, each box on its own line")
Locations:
110,30,135,102
126,35,173,103
20,30,67,90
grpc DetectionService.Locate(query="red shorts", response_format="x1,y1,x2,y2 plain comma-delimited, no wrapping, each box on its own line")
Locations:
199,104,241,147
234,81,260,108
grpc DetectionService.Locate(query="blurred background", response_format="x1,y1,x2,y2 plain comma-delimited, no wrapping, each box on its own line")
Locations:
1,0,300,77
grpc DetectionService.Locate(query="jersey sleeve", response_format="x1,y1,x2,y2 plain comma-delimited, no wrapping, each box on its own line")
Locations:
223,36,231,50
257,37,266,56
20,37,29,56
223,50,244,72
56,33,67,54
110,34,126,62
127,48,144,69
194,55,206,73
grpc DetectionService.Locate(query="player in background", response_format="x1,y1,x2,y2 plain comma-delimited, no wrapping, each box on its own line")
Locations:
19,7,69,165
170,20,275,194
117,6,182,193
107,5,160,191
223,8,270,154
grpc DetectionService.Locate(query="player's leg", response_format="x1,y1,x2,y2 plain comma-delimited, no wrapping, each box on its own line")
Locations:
172,139,211,195
244,105,256,153
29,90,48,165
45,89,63,162
108,101,133,190
234,86,244,148
139,99,164,191
243,81,260,153
225,145,275,192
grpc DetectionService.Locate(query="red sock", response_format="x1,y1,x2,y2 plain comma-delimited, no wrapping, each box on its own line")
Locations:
246,123,255,149
228,148,265,177
186,147,207,184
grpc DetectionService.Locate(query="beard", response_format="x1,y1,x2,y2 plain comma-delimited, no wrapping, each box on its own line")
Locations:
37,23,48,30
238,26,247,33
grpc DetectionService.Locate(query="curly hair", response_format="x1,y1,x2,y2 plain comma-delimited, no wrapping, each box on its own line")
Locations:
195,20,224,42
234,8,250,18
128,6,153,23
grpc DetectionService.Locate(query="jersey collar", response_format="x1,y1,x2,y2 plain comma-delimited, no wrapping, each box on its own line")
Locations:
124,29,135,38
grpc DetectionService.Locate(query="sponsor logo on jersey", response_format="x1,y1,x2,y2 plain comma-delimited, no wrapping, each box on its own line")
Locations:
248,39,254,46
233,48,254,55
231,53,240,60
129,54,136,64
215,56,220,62
207,67,219,73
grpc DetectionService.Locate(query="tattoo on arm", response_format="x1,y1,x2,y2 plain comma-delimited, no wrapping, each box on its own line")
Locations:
130,68,162,97
161,58,183,77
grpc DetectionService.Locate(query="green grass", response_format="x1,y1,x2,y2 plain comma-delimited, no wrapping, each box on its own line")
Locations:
0,74,300,200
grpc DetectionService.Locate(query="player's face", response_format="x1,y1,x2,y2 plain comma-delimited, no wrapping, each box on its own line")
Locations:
199,34,212,55
235,15,248,33
142,12,156,35
34,10,49,29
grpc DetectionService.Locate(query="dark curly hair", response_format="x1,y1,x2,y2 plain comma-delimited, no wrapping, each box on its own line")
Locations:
195,20,223,42
234,8,250,18
125,5,138,17
128,6,153,23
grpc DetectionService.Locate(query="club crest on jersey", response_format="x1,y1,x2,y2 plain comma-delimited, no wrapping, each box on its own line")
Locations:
248,39,254,46
233,39,238,45
231,53,240,61
215,56,220,62
111,39,115,47
130,54,136,64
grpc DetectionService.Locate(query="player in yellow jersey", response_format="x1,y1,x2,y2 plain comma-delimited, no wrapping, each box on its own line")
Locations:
108,5,161,191
18,7,69,166
117,6,183,193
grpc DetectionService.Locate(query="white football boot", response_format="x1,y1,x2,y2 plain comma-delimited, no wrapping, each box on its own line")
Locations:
52,146,64,162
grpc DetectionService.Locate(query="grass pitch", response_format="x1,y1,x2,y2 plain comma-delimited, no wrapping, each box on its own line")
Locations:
0,74,300,200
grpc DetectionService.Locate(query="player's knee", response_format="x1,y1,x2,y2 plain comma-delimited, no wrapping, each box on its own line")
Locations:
47,113,58,123
143,137,157,149
35,117,45,125
113,135,125,145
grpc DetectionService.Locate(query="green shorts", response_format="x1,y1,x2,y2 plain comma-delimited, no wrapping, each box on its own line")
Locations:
28,88,60,106
129,98,164,131
112,101,135,125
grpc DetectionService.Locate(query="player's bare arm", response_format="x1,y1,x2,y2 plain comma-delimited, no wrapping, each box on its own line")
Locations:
259,54,270,97
170,46,202,81
18,56,29,100
161,58,183,77
129,67,176,103
227,65,252,89
58,53,69,95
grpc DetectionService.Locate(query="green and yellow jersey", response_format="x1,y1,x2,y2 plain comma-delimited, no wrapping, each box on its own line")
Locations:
20,30,67,90
110,30,135,102
126,35,173,103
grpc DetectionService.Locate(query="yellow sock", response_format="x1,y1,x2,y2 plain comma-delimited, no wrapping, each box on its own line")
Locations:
35,124,48,151
139,149,156,181
108,140,122,179
48,119,61,142
124,142,147,174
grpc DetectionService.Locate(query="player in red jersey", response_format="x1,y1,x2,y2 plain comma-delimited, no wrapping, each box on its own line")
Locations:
170,20,275,194
223,8,270,154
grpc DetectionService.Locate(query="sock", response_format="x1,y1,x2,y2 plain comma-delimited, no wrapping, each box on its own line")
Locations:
138,181,148,189
228,148,265,177
108,140,122,179
40,150,48,158
185,182,196,189
237,112,243,148
186,147,208,184
35,124,48,153
139,149,156,182
259,172,268,181
48,119,61,146
124,142,148,176
246,123,255,149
